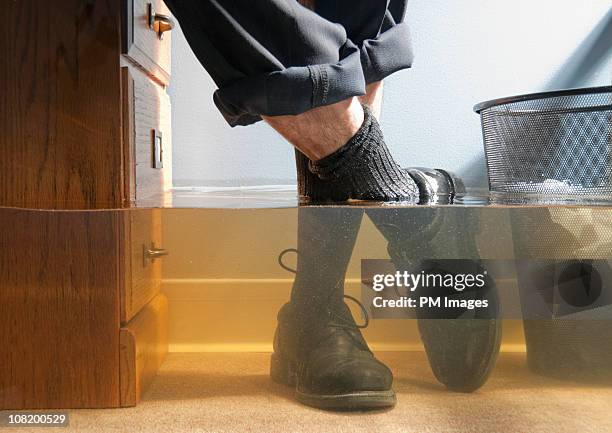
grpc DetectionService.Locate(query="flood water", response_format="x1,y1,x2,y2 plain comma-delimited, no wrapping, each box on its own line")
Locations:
2,196,612,422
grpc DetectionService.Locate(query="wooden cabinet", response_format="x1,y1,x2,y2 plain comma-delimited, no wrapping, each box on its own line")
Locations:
123,0,173,85
0,0,172,409
122,209,164,324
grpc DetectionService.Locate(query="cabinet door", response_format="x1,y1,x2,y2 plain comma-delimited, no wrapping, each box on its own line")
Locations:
122,67,172,205
122,0,173,85
121,209,165,324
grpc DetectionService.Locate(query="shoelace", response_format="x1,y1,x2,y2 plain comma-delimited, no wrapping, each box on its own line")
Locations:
278,248,370,329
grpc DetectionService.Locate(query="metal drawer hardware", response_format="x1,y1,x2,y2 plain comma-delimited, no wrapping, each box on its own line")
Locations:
152,129,163,169
148,3,175,40
143,243,169,266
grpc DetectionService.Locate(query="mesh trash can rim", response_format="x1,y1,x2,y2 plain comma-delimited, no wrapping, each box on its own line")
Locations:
475,85,612,203
474,85,612,114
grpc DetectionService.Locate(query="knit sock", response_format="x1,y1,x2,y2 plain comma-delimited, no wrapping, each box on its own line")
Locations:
296,106,419,203
289,207,363,317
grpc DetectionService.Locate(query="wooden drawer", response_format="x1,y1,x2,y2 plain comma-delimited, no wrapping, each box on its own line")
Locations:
121,209,165,323
122,67,172,204
122,0,173,85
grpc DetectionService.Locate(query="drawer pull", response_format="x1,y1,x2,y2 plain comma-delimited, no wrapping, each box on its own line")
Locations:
148,4,175,39
143,243,169,266
152,129,163,169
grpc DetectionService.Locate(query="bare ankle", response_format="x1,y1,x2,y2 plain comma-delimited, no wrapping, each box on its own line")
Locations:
263,97,364,161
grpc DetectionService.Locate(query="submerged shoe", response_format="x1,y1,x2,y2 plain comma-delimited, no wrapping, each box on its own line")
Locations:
368,208,501,392
415,259,501,392
418,317,502,392
270,301,395,410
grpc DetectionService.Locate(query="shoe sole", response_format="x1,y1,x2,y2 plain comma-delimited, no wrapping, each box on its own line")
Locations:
296,388,396,411
270,353,396,411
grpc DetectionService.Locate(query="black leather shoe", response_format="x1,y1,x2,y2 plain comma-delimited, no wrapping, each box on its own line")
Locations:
406,167,465,204
270,302,396,410
418,317,501,392
367,204,501,393
415,259,502,392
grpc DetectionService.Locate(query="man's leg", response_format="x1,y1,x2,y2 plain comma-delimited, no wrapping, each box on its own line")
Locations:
264,80,382,160
164,1,411,410
164,0,418,202
263,98,364,161
271,206,399,410
364,206,502,392
284,0,417,202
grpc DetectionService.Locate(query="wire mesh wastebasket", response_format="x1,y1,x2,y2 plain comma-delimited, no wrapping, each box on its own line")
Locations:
479,87,612,381
475,86,612,204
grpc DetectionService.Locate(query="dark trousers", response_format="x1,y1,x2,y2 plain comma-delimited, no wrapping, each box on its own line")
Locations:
164,0,413,126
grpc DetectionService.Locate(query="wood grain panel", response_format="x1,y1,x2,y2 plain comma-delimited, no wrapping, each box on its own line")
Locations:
123,0,172,85
0,208,121,409
121,209,163,323
120,293,169,407
0,0,125,209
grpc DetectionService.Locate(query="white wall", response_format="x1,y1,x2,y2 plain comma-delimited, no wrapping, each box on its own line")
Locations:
168,0,612,191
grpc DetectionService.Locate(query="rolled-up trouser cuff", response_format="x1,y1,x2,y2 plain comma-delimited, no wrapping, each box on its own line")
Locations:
213,42,366,127
360,22,414,84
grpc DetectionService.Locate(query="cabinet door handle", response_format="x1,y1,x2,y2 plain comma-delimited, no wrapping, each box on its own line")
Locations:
153,13,174,37
143,244,169,266
148,4,175,39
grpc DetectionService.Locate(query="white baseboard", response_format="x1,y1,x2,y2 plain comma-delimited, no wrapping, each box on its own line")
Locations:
162,277,526,353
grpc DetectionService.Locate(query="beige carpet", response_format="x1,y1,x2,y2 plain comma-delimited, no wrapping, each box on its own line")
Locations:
5,352,611,433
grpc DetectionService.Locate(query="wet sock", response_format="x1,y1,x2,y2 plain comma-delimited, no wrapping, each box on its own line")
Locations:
289,207,363,313
298,106,419,203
